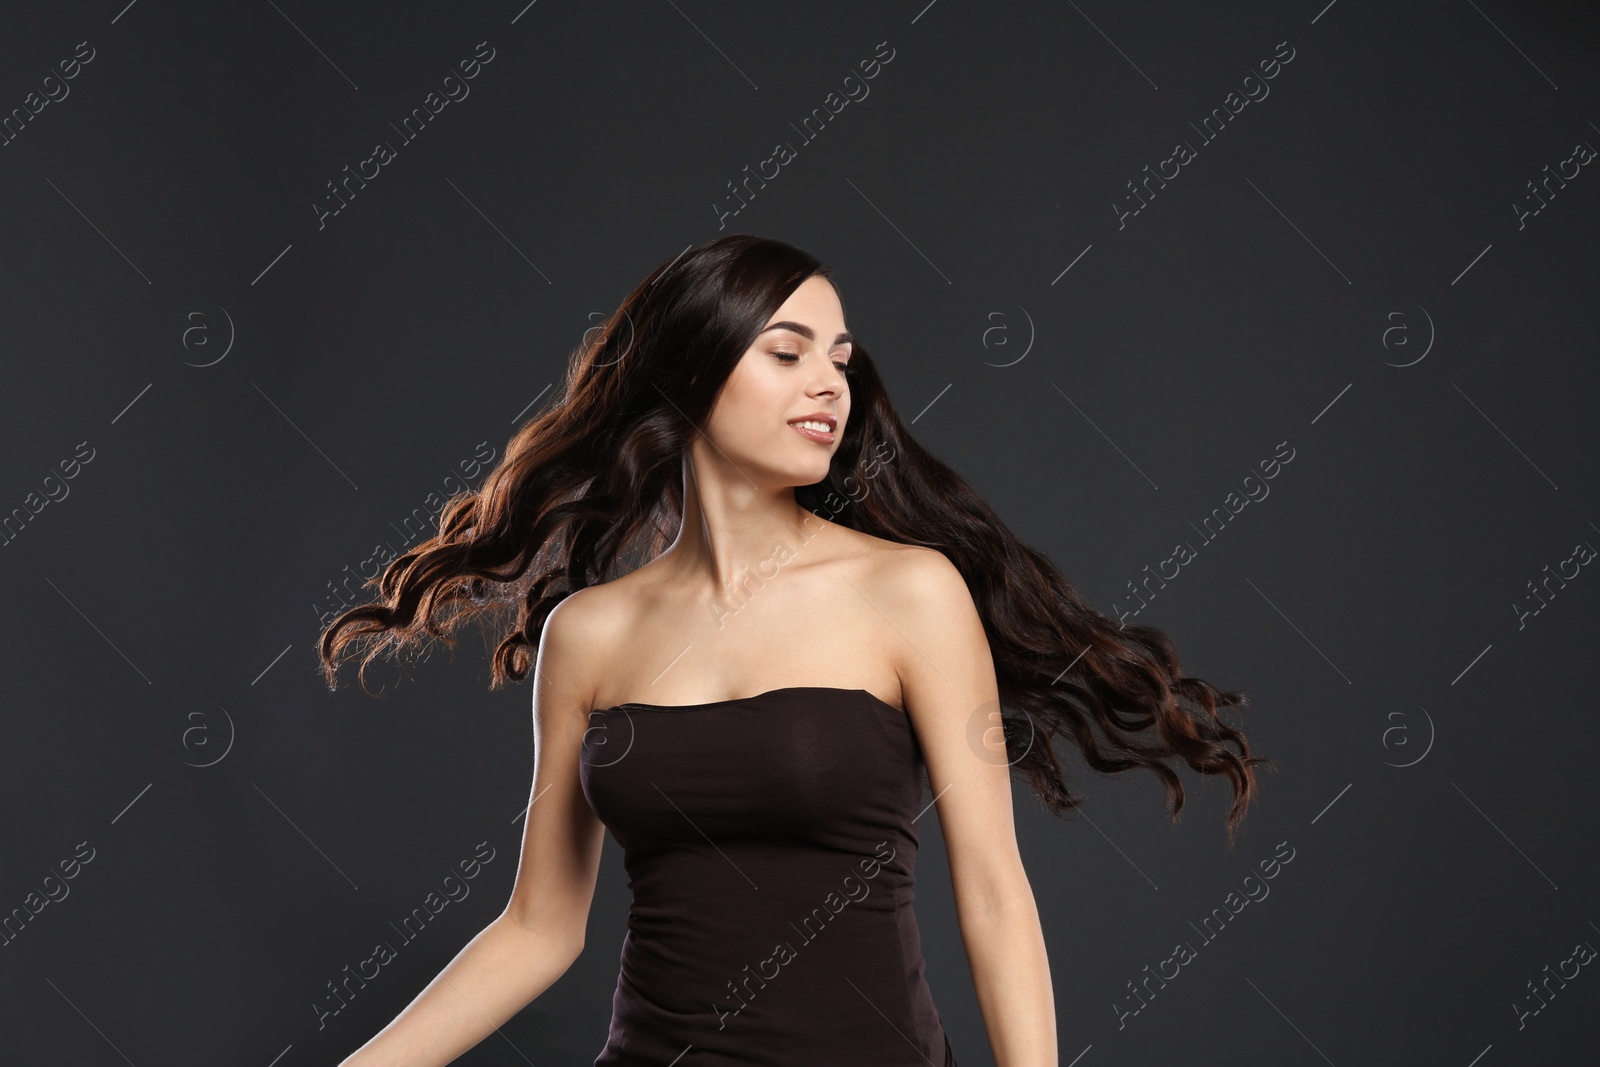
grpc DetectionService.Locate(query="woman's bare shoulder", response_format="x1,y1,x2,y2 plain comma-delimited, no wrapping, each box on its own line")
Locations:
537,582,642,714
834,524,943,576
549,576,641,641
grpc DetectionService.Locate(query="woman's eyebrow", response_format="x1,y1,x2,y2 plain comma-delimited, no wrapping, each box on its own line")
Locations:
759,321,854,347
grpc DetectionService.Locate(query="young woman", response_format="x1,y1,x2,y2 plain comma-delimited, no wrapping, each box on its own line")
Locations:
320,234,1268,1066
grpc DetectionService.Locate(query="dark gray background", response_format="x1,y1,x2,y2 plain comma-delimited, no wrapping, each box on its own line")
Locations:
2,1,1596,1064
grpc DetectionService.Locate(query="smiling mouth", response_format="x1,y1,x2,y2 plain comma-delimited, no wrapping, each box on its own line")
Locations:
788,418,836,443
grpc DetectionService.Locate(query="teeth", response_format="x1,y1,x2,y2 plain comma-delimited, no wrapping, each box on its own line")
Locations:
792,420,832,433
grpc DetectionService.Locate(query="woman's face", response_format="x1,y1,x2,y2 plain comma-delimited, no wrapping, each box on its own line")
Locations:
702,274,853,488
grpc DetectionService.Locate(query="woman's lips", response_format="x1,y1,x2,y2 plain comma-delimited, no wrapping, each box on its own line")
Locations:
789,422,835,444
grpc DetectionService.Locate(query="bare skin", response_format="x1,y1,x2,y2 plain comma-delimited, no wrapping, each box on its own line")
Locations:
586,512,915,713
338,275,1058,1066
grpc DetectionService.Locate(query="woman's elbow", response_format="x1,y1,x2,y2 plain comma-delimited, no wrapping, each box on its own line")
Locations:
499,907,586,965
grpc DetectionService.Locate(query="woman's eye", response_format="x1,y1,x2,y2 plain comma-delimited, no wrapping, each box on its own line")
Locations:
772,350,852,376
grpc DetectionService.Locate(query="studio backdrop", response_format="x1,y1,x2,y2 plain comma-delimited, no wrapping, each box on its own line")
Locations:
1,1,1596,1064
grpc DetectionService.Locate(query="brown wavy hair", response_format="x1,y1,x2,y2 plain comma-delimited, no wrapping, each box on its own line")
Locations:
319,233,1272,843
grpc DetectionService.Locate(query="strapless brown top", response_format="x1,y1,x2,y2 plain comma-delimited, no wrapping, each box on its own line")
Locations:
579,686,958,1066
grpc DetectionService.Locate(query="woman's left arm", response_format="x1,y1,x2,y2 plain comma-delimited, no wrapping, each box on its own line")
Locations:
884,547,1058,1067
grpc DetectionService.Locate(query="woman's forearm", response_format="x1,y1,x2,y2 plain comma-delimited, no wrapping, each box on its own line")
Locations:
337,914,584,1067
959,890,1057,1067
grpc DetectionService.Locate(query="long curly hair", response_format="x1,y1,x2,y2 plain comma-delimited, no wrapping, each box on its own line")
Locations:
319,233,1272,843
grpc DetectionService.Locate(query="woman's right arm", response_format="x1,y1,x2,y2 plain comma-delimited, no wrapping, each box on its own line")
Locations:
338,589,613,1067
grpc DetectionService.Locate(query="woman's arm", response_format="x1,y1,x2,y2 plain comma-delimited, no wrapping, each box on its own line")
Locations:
338,591,611,1066
336,914,585,1066
950,862,1056,1067
885,549,1059,1067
